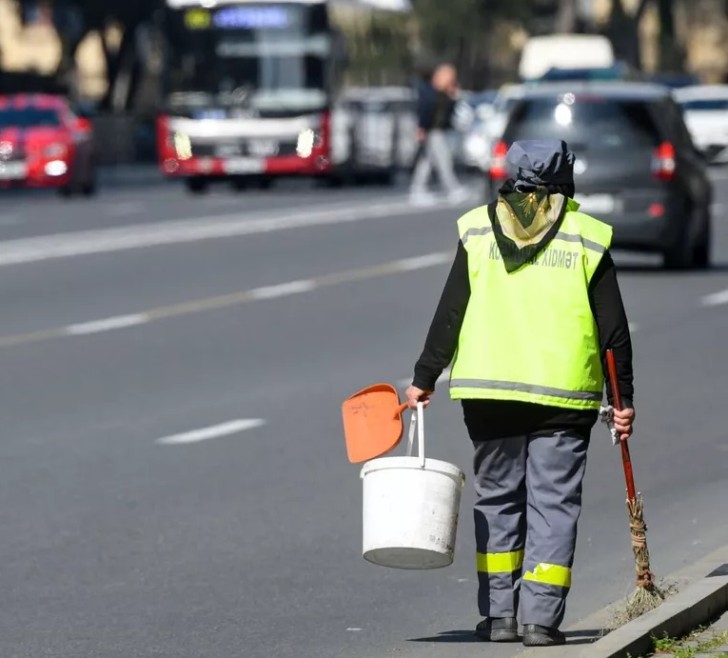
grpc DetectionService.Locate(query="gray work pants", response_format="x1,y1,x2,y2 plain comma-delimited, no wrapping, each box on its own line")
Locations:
410,129,461,195
473,431,588,628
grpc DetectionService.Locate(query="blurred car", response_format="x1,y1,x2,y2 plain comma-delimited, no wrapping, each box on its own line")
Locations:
338,86,417,183
460,90,498,170
537,61,635,83
646,72,701,89
519,34,615,81
462,85,526,172
0,94,96,196
485,82,712,269
674,85,728,165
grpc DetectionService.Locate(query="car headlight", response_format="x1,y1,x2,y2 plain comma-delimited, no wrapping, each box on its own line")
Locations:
44,143,68,158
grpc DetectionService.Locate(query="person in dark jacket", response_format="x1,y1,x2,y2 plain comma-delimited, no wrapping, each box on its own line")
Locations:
409,64,468,206
405,140,635,647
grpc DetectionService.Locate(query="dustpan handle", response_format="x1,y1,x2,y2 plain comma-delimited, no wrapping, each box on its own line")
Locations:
405,402,426,468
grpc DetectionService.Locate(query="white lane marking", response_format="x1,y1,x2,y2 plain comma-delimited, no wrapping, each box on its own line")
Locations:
395,252,452,271
702,289,728,307
0,196,459,268
346,628,363,632
0,250,452,349
157,419,266,445
250,279,316,300
65,314,149,335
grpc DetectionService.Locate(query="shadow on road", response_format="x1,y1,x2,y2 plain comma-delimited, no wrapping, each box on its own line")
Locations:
408,628,603,645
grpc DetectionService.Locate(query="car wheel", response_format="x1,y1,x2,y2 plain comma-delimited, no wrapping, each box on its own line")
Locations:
662,238,693,270
374,169,396,186
81,174,97,197
256,176,273,190
186,177,209,194
58,185,74,199
692,219,712,270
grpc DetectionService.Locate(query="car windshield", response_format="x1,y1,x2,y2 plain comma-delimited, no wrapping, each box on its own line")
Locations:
165,3,329,112
0,108,61,129
506,97,661,151
680,98,728,111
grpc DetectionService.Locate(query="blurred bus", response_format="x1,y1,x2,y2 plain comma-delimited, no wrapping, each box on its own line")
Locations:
157,0,406,192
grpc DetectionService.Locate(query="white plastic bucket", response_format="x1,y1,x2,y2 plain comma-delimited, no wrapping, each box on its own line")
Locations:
360,403,465,570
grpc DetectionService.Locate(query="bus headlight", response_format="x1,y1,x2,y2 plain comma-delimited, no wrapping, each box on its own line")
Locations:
174,133,193,160
296,128,316,158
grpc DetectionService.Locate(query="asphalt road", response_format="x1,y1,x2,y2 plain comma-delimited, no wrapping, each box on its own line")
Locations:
0,173,727,658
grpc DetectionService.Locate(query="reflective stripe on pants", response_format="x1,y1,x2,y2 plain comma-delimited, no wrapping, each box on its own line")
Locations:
473,438,527,618
471,428,588,627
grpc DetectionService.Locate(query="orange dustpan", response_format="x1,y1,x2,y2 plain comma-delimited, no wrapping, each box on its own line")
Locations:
342,383,409,463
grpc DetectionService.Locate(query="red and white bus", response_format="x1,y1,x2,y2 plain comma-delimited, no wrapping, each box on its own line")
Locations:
157,0,408,193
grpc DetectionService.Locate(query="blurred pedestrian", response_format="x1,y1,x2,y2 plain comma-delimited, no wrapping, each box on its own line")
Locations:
405,140,635,646
409,64,469,206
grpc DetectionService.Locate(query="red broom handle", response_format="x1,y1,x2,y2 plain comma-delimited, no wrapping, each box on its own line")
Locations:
606,349,637,502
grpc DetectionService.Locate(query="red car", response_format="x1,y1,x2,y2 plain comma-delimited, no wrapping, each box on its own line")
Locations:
0,94,96,196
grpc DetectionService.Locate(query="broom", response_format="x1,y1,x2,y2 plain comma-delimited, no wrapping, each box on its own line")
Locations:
606,349,666,619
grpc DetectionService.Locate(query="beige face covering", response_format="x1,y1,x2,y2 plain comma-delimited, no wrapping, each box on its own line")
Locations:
495,192,566,250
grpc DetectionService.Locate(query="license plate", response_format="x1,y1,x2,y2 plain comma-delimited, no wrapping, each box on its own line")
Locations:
216,143,242,158
576,194,617,215
0,161,27,180
223,157,264,174
248,139,279,157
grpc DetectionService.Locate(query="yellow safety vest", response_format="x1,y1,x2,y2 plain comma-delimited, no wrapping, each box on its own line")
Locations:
449,199,613,411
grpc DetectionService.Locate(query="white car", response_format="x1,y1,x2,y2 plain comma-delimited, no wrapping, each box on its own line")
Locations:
674,85,728,164
462,85,526,172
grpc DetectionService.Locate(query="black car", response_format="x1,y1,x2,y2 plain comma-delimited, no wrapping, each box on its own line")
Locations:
485,82,712,269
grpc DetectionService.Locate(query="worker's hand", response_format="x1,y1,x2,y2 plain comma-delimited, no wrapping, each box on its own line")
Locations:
406,385,432,409
416,127,426,143
613,406,636,441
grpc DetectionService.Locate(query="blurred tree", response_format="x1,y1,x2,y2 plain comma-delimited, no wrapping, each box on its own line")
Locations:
605,0,684,72
16,0,162,110
412,0,532,87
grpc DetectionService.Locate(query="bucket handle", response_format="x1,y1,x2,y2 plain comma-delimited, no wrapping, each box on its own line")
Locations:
405,402,426,468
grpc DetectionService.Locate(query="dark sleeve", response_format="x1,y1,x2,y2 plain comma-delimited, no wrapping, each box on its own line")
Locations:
588,251,635,407
417,88,434,131
412,241,470,391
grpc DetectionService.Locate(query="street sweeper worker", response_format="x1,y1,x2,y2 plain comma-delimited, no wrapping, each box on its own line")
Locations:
406,139,635,648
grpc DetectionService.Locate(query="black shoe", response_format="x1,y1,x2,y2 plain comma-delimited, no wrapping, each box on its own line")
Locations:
475,617,519,642
522,624,566,646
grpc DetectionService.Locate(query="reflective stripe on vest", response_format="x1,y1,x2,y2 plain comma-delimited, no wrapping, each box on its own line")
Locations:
450,379,602,402
523,563,572,589
476,549,524,574
462,226,607,257
450,200,613,411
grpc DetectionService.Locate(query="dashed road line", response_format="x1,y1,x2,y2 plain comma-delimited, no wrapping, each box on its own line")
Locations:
702,289,728,307
249,280,316,300
156,419,266,445
0,250,452,350
65,314,150,335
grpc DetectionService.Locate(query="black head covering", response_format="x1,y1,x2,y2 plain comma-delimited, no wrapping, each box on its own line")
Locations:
491,140,576,273
505,139,575,195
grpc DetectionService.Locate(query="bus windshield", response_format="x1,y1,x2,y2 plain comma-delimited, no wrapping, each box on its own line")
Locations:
164,3,330,113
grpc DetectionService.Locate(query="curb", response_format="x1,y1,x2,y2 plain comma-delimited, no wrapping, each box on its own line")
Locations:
515,544,728,658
